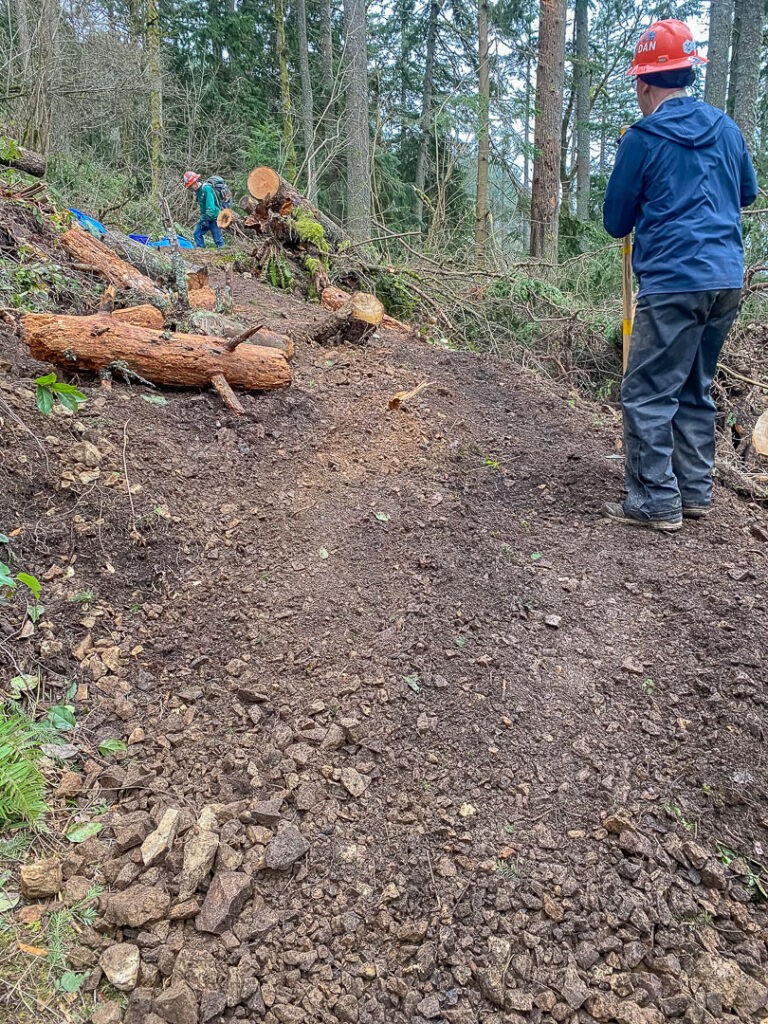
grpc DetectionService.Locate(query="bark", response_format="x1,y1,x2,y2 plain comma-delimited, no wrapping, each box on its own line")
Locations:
111,305,165,329
101,229,173,284
415,0,441,232
529,0,567,266
299,291,383,345
574,0,590,221
245,167,350,247
0,142,45,177
296,0,317,203
726,0,742,116
275,0,297,180
146,0,164,201
319,0,334,103
321,286,411,332
189,286,217,310
60,229,167,300
474,0,490,259
21,313,292,391
730,0,762,150
704,0,734,109
343,0,371,242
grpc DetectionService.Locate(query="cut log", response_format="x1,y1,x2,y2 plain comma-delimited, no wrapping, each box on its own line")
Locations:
184,310,294,360
247,167,282,201
243,167,348,248
217,209,233,229
101,230,173,285
0,142,45,177
60,229,167,301
186,265,209,291
110,305,165,329
21,313,291,391
321,286,411,333
189,286,217,310
295,291,384,347
211,373,246,415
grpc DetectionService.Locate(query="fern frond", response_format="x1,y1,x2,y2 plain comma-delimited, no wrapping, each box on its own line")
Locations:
0,710,50,826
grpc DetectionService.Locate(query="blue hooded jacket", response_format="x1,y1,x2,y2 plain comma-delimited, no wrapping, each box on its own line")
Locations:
603,96,758,297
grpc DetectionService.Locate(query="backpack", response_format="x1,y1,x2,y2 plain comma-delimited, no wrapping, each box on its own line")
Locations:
206,175,232,210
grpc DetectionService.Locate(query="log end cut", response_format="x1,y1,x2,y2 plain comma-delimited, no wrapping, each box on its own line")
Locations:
247,166,281,201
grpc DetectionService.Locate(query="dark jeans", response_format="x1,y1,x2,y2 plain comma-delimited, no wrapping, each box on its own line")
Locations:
621,289,741,521
194,218,223,248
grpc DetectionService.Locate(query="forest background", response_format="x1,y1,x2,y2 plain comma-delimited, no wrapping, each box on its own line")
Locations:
1,0,766,388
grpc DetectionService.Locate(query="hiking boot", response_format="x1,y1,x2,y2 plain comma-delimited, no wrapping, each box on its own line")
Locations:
602,502,682,533
682,505,710,520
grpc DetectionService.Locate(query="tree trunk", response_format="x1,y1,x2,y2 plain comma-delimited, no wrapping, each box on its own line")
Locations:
523,41,532,191
343,0,371,242
474,0,490,260
244,167,350,247
0,142,45,177
296,0,317,203
574,0,590,221
319,0,334,103
415,0,441,232
529,0,567,266
60,229,167,300
275,0,297,180
704,0,733,109
146,0,164,202
730,0,762,151
321,286,411,332
111,305,165,329
21,313,292,391
726,0,742,116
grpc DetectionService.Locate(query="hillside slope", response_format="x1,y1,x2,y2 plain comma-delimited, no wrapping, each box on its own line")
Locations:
2,276,768,1024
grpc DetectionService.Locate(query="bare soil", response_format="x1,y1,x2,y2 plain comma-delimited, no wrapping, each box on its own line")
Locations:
2,269,768,1024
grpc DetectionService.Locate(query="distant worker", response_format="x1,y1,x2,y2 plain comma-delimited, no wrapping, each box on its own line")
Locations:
602,20,757,532
184,171,224,249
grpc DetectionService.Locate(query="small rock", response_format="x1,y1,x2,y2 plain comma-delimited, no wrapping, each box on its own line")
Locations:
196,872,252,935
694,951,768,1018
542,893,564,921
141,808,180,867
251,797,283,826
265,825,309,871
112,811,153,852
169,898,200,920
200,991,227,1022
506,989,534,1012
20,858,62,898
177,830,219,900
339,766,369,798
104,885,170,928
295,782,323,812
321,723,345,750
92,1001,123,1024
416,993,441,1019
56,772,83,799
700,859,727,890
216,842,243,872
335,994,360,1023
560,965,589,1009
604,810,633,834
682,840,709,870
544,614,562,628
70,440,102,467
100,943,140,991
154,981,199,1024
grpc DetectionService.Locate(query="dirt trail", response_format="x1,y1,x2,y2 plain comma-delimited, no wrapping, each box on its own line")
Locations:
2,278,768,1024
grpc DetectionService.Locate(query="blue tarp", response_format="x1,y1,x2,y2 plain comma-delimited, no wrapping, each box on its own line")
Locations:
69,208,105,237
146,235,195,250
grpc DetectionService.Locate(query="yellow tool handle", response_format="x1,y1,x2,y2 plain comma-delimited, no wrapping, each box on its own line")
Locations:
622,235,633,373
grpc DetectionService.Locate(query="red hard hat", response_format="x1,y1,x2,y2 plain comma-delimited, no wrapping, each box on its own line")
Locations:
184,171,201,188
626,20,708,76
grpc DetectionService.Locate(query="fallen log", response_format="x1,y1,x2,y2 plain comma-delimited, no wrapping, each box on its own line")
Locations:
60,229,167,301
183,310,294,360
101,229,209,293
321,286,411,333
245,166,348,248
21,313,291,391
0,142,45,177
110,305,165,329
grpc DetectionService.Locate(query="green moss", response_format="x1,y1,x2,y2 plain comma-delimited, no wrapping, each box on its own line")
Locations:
291,208,328,252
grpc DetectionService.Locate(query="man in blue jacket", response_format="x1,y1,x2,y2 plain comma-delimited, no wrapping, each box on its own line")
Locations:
602,20,757,532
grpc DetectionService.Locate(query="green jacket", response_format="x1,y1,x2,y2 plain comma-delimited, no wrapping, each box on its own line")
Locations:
197,182,219,222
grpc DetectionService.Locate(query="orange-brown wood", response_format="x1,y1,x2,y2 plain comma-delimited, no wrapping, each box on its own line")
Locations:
320,287,406,330
60,229,166,300
247,166,281,200
110,305,165,329
21,313,291,391
211,373,246,414
188,286,217,310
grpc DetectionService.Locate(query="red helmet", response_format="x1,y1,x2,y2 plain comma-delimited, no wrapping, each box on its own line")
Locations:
184,171,201,188
626,20,708,77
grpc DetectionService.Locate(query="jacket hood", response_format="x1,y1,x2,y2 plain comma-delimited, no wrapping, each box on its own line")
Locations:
632,97,726,149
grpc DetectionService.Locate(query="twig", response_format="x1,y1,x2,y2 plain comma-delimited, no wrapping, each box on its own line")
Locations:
121,422,136,531
225,324,263,352
425,846,441,909
717,362,768,391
